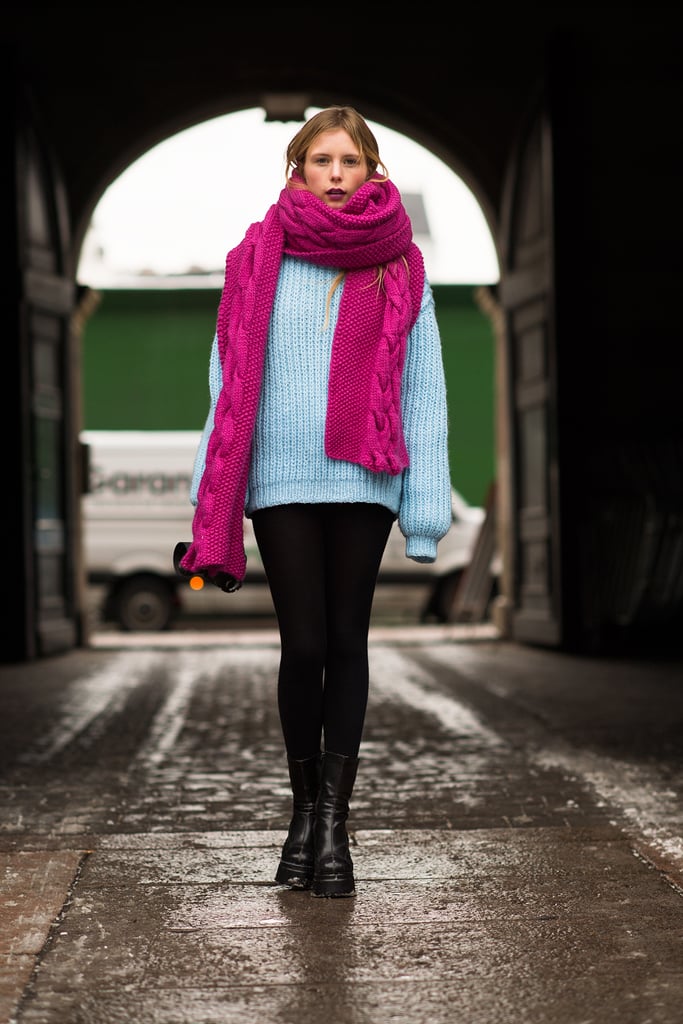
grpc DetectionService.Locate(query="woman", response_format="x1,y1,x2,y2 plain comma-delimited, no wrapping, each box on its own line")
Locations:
181,106,452,897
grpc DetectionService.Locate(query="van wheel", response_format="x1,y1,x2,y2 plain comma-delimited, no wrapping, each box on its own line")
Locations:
421,570,463,624
112,575,176,632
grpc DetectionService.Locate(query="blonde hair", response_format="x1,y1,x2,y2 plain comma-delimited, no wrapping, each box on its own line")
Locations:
285,107,392,325
285,105,389,185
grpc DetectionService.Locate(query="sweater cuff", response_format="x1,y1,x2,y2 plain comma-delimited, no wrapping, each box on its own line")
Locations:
406,535,438,564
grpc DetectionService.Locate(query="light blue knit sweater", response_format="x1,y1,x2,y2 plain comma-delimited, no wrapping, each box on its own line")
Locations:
191,255,452,563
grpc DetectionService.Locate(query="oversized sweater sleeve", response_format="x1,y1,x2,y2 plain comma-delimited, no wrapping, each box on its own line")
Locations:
189,334,222,506
398,278,453,562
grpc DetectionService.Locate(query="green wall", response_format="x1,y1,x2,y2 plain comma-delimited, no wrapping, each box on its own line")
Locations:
432,285,496,506
82,285,495,506
81,289,218,432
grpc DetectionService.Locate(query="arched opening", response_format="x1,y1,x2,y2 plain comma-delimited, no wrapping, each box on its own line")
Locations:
77,108,499,289
74,106,502,635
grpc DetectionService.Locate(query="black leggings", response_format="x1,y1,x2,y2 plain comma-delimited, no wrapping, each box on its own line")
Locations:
251,502,395,760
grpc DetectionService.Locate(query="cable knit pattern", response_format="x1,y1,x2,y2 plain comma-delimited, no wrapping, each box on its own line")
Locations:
181,176,424,581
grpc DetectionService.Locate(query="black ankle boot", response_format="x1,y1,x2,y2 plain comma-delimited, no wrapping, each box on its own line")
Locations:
311,751,359,898
275,754,321,889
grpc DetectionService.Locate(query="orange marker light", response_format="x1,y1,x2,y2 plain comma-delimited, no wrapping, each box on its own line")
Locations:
189,576,205,591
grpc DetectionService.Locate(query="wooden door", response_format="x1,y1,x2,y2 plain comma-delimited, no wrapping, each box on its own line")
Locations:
499,94,562,646
9,104,80,658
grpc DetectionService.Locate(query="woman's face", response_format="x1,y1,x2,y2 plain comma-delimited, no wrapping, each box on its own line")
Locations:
302,129,369,208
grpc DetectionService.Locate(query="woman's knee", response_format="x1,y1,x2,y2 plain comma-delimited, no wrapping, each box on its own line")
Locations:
326,632,367,670
281,642,326,679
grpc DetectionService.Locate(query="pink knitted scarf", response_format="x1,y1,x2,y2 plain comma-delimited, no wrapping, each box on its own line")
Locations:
180,175,425,583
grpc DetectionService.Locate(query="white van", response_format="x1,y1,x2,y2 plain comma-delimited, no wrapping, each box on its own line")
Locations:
81,430,485,631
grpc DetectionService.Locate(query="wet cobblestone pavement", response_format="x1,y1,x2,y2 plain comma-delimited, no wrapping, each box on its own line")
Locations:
1,625,682,1023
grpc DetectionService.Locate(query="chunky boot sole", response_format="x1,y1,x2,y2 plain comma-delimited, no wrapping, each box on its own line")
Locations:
311,873,356,898
275,860,314,890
